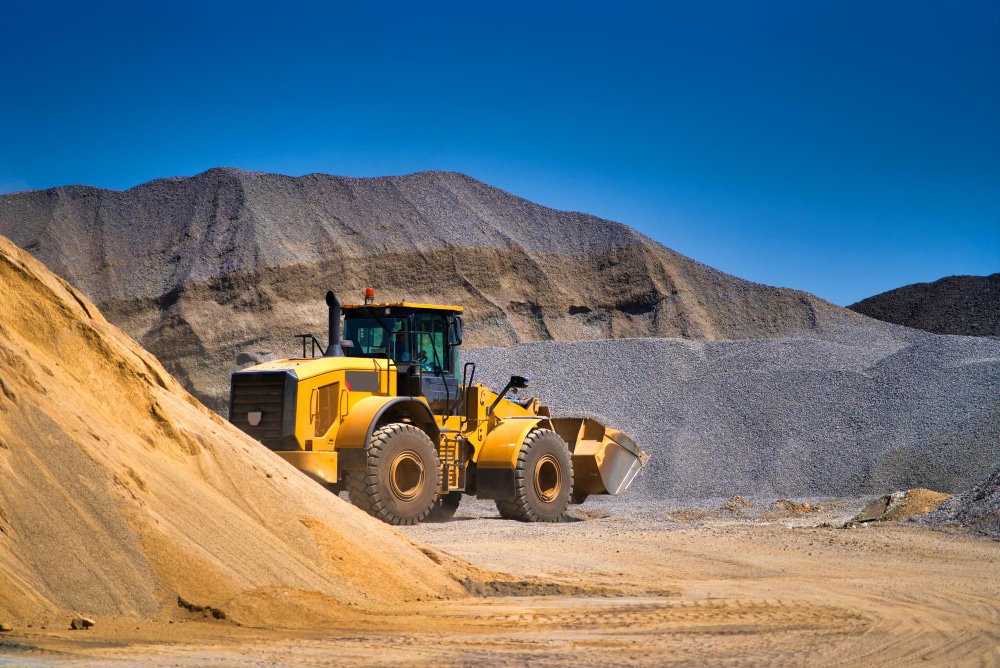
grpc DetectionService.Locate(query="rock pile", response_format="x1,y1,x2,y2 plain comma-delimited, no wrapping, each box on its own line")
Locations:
851,489,951,524
0,168,868,412
465,324,1000,498
921,465,1000,539
849,273,1000,337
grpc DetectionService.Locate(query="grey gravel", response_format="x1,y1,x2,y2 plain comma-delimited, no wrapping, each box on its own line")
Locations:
920,465,1000,539
465,322,1000,498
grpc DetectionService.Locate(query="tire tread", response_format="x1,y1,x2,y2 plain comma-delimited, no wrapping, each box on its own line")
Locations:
346,422,439,526
495,429,573,522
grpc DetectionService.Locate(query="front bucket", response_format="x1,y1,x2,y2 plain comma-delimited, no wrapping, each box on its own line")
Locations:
551,418,650,496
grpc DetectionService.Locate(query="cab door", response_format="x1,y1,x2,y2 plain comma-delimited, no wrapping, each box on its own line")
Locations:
413,313,459,414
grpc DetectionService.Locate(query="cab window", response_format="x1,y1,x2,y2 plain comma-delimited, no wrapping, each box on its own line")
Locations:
344,316,409,360
413,313,447,372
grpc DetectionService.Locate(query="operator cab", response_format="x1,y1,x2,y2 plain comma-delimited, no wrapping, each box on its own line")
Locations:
341,296,464,413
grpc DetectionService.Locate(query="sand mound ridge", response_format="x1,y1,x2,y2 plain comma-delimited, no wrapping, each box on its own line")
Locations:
852,489,952,524
0,235,469,627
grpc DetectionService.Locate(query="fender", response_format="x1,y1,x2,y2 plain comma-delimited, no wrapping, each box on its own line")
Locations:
475,417,549,501
334,395,439,450
477,417,548,469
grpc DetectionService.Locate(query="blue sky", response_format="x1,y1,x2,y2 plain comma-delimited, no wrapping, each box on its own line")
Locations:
1,1,997,305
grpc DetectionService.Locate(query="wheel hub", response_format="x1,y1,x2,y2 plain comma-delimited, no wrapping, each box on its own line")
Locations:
534,454,561,503
389,450,425,501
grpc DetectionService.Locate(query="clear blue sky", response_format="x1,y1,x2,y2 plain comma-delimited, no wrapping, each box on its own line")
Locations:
1,1,997,305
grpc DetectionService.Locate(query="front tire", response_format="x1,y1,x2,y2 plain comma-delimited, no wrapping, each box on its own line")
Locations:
346,423,440,525
496,429,573,522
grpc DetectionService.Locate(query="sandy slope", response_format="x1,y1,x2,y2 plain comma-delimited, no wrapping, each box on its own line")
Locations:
0,235,470,626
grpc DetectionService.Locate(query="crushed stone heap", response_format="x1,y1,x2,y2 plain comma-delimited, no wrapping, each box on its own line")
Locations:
920,465,1000,539
466,324,1000,498
0,234,468,626
849,273,1000,337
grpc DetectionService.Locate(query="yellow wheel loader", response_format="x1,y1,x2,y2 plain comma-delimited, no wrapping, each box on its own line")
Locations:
229,291,648,525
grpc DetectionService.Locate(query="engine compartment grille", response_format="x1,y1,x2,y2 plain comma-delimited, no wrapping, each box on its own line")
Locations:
229,371,288,449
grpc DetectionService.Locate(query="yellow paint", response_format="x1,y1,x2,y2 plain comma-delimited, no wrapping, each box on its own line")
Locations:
476,418,544,469
334,395,415,448
275,451,338,484
249,355,395,383
342,302,463,312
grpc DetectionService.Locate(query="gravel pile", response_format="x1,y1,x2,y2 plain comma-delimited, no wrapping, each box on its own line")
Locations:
919,465,1000,539
0,167,867,413
465,323,1000,498
849,273,1000,337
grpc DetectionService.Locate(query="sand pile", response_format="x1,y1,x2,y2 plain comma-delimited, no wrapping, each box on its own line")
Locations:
921,465,1000,538
849,273,1000,337
0,168,868,413
465,324,1000,497
0,235,469,627
852,489,951,524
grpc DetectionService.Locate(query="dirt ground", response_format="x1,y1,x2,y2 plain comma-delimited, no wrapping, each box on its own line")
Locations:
1,498,998,667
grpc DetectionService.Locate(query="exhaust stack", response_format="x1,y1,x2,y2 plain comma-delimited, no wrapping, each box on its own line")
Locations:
324,291,344,357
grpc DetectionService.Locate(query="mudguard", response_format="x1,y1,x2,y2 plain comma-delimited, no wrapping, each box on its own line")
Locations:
334,396,439,449
475,417,548,501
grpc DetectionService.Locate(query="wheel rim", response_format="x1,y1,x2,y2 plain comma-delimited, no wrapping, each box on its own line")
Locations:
534,454,561,503
389,450,425,501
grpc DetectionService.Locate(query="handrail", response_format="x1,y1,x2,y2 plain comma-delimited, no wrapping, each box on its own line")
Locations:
294,334,325,358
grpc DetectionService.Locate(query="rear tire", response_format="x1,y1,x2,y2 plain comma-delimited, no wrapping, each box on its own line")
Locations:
346,423,440,525
426,491,462,522
496,429,573,522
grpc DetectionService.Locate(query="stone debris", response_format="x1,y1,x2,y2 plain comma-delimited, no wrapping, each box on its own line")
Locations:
770,499,815,515
854,494,898,523
850,489,951,525
921,465,1000,539
721,495,753,512
849,273,1000,337
70,615,94,630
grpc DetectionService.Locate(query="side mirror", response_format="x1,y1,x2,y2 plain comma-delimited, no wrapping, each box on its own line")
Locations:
449,316,464,345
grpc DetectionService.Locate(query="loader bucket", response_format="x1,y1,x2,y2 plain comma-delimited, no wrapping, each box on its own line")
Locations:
550,418,649,496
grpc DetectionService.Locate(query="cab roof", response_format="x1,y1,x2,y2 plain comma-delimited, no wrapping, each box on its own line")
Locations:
342,302,464,313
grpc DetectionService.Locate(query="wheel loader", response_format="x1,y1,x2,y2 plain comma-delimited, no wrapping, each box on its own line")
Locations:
228,290,648,525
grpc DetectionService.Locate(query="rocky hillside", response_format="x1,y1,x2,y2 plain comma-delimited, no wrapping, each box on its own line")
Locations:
0,168,866,412
0,234,469,625
849,274,1000,337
